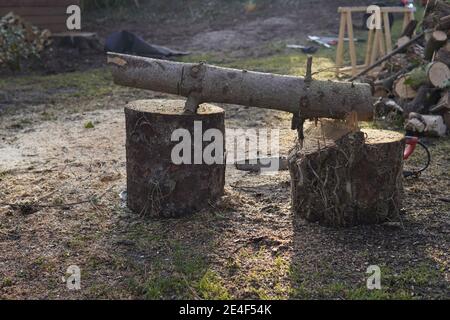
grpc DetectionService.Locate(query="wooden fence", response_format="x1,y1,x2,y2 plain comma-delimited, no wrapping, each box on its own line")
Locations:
0,0,80,32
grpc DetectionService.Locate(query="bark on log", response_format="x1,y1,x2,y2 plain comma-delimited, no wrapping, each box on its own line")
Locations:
395,20,418,53
405,113,447,136
401,20,418,38
107,52,373,120
443,111,450,129
125,99,225,217
423,0,450,30
374,66,415,93
399,62,450,93
424,30,447,61
437,15,450,31
288,120,404,227
373,85,390,98
396,36,411,52
435,45,450,66
53,32,102,53
430,90,450,113
404,85,433,115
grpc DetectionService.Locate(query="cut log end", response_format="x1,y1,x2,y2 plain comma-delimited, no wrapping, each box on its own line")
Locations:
427,61,450,88
125,99,226,217
394,75,417,99
288,120,404,227
126,99,223,115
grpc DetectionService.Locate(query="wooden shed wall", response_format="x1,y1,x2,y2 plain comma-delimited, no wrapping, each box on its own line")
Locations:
0,0,80,32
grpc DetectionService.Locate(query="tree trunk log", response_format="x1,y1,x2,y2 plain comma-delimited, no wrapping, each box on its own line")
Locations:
435,45,450,66
125,99,225,217
288,120,404,227
393,75,417,99
443,111,450,129
424,30,447,61
396,36,411,52
107,52,373,120
405,113,447,136
401,20,418,38
423,0,450,30
430,90,450,113
53,32,103,53
404,85,433,115
427,61,450,88
437,15,450,30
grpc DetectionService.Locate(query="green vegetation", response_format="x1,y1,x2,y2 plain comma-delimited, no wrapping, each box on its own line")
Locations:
180,50,336,79
84,121,95,129
143,243,232,300
0,68,114,100
0,14,49,71
1,277,13,288
198,270,232,300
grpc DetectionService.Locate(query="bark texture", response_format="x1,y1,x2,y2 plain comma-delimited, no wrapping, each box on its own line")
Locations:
404,85,434,115
288,120,404,227
125,99,225,217
435,45,450,66
107,52,373,120
424,31,447,61
423,0,450,30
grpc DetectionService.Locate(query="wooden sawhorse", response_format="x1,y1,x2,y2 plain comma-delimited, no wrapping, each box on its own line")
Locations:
335,6,415,77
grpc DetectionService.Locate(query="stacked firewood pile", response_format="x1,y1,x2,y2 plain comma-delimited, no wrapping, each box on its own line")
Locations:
367,0,450,137
0,13,51,71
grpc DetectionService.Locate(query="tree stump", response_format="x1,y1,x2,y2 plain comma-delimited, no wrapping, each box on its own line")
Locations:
288,120,404,227
125,99,225,217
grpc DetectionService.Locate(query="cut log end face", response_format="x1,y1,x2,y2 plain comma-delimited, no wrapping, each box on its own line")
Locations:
126,99,223,115
433,30,448,43
394,76,417,99
288,121,404,227
427,61,450,88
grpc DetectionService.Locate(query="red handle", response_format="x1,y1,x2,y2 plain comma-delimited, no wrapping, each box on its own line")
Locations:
404,136,419,160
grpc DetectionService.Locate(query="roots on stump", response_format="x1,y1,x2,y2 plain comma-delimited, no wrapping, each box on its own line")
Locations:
288,120,404,227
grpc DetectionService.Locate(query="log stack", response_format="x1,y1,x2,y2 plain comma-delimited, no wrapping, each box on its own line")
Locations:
366,0,450,136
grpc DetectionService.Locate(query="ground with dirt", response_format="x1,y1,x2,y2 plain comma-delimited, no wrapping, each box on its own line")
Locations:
0,0,449,299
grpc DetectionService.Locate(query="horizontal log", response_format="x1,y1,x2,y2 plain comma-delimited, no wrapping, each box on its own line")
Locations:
107,53,373,120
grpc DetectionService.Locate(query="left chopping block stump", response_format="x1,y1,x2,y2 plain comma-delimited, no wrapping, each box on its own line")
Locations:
125,99,226,217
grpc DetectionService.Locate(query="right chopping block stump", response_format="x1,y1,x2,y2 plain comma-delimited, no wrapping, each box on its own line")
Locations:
288,120,405,227
125,99,226,217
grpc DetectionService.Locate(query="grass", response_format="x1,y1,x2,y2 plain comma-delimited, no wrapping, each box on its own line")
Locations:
198,270,232,300
0,68,115,100
179,49,336,79
143,242,232,300
1,277,13,288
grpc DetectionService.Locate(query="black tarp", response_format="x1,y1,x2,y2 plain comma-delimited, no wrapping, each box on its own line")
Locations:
104,30,189,58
